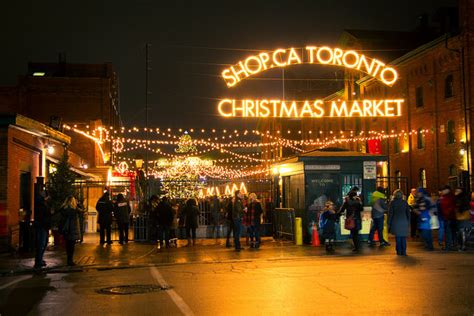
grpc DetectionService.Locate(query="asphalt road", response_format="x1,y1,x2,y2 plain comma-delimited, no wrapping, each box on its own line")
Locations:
1,250,473,315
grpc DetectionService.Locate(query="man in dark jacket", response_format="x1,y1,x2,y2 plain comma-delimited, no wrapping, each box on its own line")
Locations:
157,196,174,248
96,192,114,244
115,193,131,244
34,187,51,269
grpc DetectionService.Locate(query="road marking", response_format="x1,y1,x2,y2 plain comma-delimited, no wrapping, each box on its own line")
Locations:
0,275,30,290
150,266,194,316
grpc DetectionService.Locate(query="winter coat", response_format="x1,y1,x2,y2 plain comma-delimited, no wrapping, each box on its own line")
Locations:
371,190,387,219
439,192,456,220
231,197,244,220
183,203,199,229
414,195,432,230
96,198,114,225
115,202,131,224
157,201,174,227
248,201,263,226
34,195,51,230
388,198,411,237
320,210,337,239
340,197,363,231
60,207,81,241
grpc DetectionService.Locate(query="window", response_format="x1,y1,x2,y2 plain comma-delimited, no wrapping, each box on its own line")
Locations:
416,86,424,107
446,120,455,144
394,136,400,153
417,128,425,149
395,170,402,189
449,164,457,177
419,168,427,188
445,74,454,98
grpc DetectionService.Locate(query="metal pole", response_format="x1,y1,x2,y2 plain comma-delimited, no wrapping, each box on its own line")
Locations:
145,43,150,198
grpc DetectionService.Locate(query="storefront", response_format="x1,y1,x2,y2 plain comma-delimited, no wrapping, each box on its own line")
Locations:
271,149,387,243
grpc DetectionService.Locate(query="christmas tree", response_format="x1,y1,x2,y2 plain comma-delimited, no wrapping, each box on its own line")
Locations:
46,149,76,227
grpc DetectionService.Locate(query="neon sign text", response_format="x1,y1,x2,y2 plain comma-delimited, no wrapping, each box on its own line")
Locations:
222,46,398,87
218,99,403,118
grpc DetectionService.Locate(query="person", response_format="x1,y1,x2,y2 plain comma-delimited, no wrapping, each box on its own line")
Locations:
231,190,245,251
182,198,199,246
34,188,51,269
248,193,263,249
320,201,338,253
340,190,363,252
438,185,457,250
77,198,86,243
115,194,131,245
60,196,81,266
388,189,411,256
148,195,160,242
407,188,418,239
210,195,221,239
96,192,114,245
454,187,471,251
225,197,234,248
435,188,445,247
368,187,390,247
157,196,174,248
413,188,434,251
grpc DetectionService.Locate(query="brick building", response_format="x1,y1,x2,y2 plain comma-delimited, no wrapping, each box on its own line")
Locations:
0,114,96,251
0,61,121,171
0,62,122,251
297,3,473,194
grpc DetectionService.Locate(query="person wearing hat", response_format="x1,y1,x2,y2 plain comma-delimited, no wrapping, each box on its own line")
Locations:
248,193,263,249
368,187,390,247
413,187,434,251
96,191,114,245
320,201,338,253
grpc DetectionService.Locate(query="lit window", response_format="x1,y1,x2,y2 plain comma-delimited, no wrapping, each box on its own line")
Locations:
419,168,427,188
417,128,425,149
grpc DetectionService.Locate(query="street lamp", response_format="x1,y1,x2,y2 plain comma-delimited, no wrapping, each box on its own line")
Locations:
135,158,144,169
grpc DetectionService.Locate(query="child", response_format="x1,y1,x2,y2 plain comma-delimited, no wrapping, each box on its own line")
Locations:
321,201,337,253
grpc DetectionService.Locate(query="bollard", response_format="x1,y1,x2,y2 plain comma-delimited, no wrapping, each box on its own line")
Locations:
295,217,303,245
383,214,389,242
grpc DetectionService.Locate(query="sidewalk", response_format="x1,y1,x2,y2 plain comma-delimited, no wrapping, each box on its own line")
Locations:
1,233,472,276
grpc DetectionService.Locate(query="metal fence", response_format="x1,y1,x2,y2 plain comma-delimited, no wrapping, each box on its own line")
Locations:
273,208,295,240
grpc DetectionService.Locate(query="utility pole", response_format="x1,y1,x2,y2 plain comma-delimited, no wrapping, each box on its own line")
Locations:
145,43,151,197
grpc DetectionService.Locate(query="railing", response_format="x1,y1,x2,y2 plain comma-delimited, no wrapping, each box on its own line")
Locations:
273,208,295,241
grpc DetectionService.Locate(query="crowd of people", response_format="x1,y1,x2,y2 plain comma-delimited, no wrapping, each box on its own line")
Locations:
33,183,473,269
318,185,474,256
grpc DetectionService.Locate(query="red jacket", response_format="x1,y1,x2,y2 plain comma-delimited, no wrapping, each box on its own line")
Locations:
440,193,456,220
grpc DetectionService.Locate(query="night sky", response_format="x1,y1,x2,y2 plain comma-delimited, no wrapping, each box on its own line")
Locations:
2,0,456,129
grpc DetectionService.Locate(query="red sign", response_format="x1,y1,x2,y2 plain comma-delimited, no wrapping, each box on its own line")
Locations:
367,139,382,154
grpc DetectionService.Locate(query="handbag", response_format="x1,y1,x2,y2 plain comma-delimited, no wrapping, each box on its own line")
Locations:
429,211,440,230
344,216,355,230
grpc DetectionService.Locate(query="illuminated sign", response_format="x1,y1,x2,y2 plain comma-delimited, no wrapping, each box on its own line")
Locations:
218,99,403,118
222,46,398,87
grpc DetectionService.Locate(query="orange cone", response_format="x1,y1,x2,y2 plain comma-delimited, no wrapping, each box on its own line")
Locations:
312,223,320,247
374,230,379,242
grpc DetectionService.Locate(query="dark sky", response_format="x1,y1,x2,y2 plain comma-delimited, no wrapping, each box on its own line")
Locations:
1,0,457,129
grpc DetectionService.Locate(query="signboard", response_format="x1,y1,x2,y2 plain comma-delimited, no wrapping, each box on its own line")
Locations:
305,164,341,171
218,99,403,118
217,45,403,119
221,46,398,87
363,161,377,179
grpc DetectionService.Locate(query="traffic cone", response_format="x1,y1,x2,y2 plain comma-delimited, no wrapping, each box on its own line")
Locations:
374,230,379,242
312,223,320,247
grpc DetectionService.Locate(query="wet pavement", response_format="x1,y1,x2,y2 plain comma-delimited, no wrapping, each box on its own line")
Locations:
0,234,473,315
